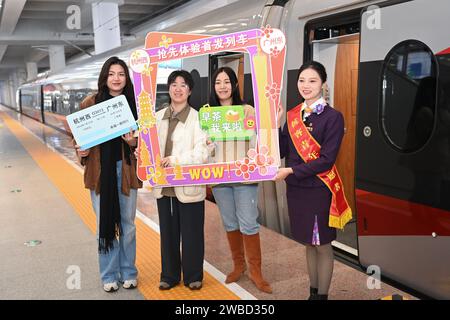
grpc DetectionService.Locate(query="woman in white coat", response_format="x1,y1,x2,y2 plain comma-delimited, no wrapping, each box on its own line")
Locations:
153,70,208,290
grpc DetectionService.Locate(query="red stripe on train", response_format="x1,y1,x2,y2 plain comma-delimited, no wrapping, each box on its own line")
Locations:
356,189,450,237
436,47,450,55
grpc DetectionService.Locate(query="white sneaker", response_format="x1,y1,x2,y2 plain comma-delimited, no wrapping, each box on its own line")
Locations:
123,279,137,289
103,282,119,292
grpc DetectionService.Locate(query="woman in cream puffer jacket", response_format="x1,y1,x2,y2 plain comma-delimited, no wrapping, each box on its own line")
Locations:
151,70,208,291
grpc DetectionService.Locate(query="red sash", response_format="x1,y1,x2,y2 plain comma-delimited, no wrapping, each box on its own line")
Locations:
287,103,352,230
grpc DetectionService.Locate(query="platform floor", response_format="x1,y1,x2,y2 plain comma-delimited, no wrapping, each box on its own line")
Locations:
0,105,416,300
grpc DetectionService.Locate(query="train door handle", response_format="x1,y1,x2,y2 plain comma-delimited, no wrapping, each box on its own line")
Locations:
363,126,371,138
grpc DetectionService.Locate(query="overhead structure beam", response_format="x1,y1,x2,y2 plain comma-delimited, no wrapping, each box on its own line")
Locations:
119,5,164,14
23,2,81,11
0,0,27,64
0,0,186,72
0,32,95,45
24,48,52,63
0,45,7,63
130,0,240,34
63,40,93,57
0,57,31,69
0,0,27,34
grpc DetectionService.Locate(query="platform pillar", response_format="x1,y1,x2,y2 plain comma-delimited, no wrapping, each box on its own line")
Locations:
26,62,38,81
48,45,66,73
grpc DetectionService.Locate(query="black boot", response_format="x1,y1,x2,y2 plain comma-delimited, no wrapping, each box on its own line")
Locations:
316,294,328,300
308,287,318,300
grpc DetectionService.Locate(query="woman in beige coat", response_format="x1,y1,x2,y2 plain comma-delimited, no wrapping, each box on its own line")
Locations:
152,70,208,290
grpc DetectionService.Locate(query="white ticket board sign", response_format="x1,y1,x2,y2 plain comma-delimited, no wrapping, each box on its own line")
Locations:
66,95,137,150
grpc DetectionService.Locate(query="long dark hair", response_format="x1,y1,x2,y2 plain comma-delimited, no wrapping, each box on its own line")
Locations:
209,67,243,106
96,56,137,118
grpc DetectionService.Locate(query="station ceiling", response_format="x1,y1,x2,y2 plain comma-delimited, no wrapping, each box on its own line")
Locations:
0,0,188,78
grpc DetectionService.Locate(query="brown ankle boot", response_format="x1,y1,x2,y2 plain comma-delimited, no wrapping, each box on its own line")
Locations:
242,233,272,294
225,230,246,284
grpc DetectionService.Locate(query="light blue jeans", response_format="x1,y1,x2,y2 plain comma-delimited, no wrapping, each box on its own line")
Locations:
212,184,259,235
90,161,138,284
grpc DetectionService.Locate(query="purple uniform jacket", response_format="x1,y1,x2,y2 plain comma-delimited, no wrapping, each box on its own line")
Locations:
279,104,345,188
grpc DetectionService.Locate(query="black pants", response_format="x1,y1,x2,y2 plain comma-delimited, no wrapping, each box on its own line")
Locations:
157,196,205,286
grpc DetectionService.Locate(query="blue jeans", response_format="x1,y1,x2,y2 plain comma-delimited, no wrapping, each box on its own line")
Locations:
212,184,259,235
90,161,138,284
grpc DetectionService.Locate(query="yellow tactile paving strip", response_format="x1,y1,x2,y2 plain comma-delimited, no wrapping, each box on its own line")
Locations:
0,111,239,300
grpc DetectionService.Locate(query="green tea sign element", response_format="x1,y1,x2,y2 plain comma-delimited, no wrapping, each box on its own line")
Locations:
199,105,255,141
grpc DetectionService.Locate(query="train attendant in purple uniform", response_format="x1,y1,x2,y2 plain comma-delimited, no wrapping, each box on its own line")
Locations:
275,61,351,300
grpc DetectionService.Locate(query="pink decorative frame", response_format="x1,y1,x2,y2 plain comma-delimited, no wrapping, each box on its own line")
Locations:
129,27,286,187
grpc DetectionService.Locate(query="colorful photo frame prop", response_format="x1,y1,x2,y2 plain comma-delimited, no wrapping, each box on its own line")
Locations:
130,27,286,187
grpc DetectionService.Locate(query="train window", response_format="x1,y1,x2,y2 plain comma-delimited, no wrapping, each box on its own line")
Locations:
155,93,170,112
381,40,438,153
312,22,360,41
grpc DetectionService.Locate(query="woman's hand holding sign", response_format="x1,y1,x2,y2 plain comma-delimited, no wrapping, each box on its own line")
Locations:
122,130,137,147
75,144,90,158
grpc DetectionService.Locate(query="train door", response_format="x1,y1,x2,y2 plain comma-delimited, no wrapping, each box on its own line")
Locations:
357,0,450,299
305,11,361,254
